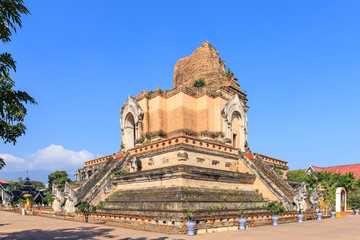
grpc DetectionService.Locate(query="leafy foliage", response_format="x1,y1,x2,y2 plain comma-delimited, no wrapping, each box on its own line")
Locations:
0,158,5,169
0,0,36,163
193,78,205,87
289,170,360,206
97,201,104,209
225,68,234,79
183,208,195,221
78,201,90,213
113,169,128,175
47,170,71,192
266,201,285,215
0,0,29,44
31,180,44,190
308,171,357,205
8,177,24,190
274,169,284,176
0,74,37,145
287,170,310,182
348,190,360,208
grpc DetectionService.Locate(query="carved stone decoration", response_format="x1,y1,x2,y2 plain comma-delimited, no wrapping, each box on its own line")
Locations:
51,184,65,212
130,157,142,172
309,184,321,206
148,158,154,165
177,151,188,161
212,160,220,165
162,157,169,164
293,181,309,212
120,96,144,150
196,158,205,163
221,94,248,151
225,162,231,167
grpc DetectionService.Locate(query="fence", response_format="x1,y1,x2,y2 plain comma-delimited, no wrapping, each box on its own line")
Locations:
0,207,332,235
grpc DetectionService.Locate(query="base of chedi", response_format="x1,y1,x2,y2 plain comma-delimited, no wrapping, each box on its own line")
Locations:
55,42,295,221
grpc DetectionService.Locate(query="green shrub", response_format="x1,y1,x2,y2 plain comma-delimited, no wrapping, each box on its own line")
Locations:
225,68,234,79
97,201,104,209
193,78,205,87
78,201,90,213
266,201,285,215
113,169,128,175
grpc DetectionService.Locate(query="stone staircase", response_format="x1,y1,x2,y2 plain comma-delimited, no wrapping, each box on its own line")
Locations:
239,152,295,210
74,153,131,204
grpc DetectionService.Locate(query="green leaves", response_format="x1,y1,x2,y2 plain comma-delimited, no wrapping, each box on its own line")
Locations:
193,78,205,87
0,0,36,146
0,0,30,43
48,170,71,192
78,201,90,213
0,157,5,169
266,201,285,215
287,170,310,182
0,74,37,144
225,68,234,79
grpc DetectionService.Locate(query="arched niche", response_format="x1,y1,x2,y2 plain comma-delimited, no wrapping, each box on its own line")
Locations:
221,94,247,151
120,96,144,150
124,113,136,149
231,112,241,148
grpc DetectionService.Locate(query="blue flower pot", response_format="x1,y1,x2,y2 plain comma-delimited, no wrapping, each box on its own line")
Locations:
316,212,322,220
185,221,196,236
330,211,336,218
238,217,247,230
271,215,279,226
355,209,359,215
297,214,304,223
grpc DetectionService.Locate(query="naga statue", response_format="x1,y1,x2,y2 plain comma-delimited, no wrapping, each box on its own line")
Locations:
51,184,65,212
63,181,77,212
51,182,78,212
293,181,309,211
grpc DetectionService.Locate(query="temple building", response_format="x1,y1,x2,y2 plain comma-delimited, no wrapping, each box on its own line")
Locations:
12,177,45,205
0,179,12,204
305,164,360,180
63,42,294,221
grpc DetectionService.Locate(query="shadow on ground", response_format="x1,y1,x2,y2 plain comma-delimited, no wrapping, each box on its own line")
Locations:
0,226,181,240
0,226,116,239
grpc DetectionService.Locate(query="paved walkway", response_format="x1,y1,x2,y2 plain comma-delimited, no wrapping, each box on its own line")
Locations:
0,211,359,239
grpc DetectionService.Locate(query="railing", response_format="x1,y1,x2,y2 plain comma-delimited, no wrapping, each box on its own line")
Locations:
0,207,332,235
251,155,294,200
192,210,329,234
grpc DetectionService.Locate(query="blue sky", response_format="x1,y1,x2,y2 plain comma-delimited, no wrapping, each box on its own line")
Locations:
0,0,359,183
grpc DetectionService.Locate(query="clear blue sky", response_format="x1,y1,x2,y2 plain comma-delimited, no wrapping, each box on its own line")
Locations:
0,0,359,183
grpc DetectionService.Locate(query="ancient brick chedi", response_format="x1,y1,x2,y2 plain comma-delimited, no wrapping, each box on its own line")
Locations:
58,42,294,222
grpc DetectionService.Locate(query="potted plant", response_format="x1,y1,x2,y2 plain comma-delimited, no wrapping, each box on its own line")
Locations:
266,201,285,226
184,208,196,236
296,204,304,223
316,209,323,220
237,208,247,230
330,205,336,218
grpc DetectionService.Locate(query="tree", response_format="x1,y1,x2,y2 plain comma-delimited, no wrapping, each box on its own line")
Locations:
31,180,44,190
8,180,21,190
47,170,71,192
0,0,37,169
287,170,309,182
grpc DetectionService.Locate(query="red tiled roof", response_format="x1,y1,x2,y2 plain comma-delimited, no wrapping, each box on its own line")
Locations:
308,164,360,180
0,179,9,184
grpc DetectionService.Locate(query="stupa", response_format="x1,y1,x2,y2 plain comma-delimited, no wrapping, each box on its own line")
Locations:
64,42,294,221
